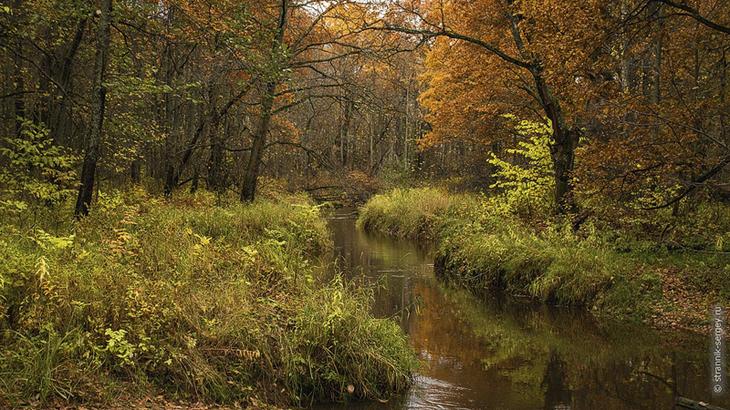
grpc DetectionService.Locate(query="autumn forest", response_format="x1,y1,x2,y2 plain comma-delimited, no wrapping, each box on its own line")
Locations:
1,0,729,408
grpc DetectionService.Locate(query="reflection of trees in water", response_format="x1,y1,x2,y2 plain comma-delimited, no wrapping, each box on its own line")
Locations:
542,349,571,410
327,214,728,409
437,286,721,409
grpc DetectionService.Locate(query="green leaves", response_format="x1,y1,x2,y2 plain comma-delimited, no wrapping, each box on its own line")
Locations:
104,328,137,366
488,115,554,216
32,229,75,251
0,119,78,215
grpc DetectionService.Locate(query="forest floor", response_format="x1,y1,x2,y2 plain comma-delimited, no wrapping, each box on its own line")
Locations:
356,187,730,334
648,268,721,333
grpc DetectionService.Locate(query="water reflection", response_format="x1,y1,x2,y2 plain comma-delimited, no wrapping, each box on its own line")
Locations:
319,209,729,409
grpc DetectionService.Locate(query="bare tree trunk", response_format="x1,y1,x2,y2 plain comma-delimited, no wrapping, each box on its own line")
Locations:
241,82,276,202
12,0,25,136
240,0,288,203
49,17,87,145
206,111,224,193
75,0,112,217
161,32,177,197
339,98,352,167
130,160,141,184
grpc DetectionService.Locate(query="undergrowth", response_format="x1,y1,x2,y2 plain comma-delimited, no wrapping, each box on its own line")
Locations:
0,189,415,407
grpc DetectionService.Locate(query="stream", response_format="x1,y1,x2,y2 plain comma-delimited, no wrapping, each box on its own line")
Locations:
319,208,729,409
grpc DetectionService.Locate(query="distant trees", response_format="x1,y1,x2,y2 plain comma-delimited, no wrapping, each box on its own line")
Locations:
1,0,426,213
2,0,726,218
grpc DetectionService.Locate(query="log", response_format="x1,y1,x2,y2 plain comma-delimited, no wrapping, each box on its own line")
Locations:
676,397,728,410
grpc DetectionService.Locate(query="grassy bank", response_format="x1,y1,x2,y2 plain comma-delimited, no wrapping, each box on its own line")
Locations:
356,188,454,240
357,188,730,330
0,190,415,407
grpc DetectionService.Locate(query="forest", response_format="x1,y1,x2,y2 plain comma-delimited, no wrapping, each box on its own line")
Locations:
1,0,729,408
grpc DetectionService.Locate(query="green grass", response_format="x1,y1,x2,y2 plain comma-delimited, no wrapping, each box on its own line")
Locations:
0,190,416,407
356,187,453,240
432,201,656,314
357,188,729,322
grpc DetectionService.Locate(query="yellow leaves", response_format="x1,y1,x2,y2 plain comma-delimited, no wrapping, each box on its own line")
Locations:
184,227,212,255
324,3,374,36
198,235,211,246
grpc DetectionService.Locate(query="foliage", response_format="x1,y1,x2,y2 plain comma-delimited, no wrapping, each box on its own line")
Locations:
487,115,554,216
356,187,453,240
284,278,415,403
0,191,415,407
431,199,650,311
0,120,77,217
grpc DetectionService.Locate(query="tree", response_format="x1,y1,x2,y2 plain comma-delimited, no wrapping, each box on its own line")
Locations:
380,0,728,215
379,0,590,214
75,0,112,217
241,0,289,203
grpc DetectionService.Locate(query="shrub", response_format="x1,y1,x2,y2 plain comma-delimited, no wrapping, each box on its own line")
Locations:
0,120,78,230
487,115,554,217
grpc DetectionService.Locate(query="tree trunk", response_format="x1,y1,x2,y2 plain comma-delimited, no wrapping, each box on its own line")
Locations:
240,0,288,203
531,69,578,214
506,5,578,215
161,38,176,197
190,167,199,193
163,162,176,197
75,0,112,217
49,17,87,145
206,113,224,193
339,98,352,167
12,0,25,135
130,160,141,184
241,82,276,202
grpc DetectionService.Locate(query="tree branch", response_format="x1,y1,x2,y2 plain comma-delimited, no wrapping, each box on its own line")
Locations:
642,155,730,210
650,0,730,35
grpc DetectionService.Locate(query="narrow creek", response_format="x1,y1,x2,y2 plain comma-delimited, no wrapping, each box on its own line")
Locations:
320,208,728,409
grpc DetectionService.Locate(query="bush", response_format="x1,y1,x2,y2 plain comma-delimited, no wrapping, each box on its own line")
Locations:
487,115,554,217
0,191,415,407
0,120,78,231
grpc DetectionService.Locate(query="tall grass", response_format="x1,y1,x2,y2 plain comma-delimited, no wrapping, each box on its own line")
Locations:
356,188,453,240
0,190,415,407
358,188,666,319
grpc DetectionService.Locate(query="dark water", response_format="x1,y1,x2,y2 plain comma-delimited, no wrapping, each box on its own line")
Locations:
319,209,729,410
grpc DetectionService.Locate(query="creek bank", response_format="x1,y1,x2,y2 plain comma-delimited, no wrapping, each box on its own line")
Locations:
0,190,416,408
357,188,730,333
